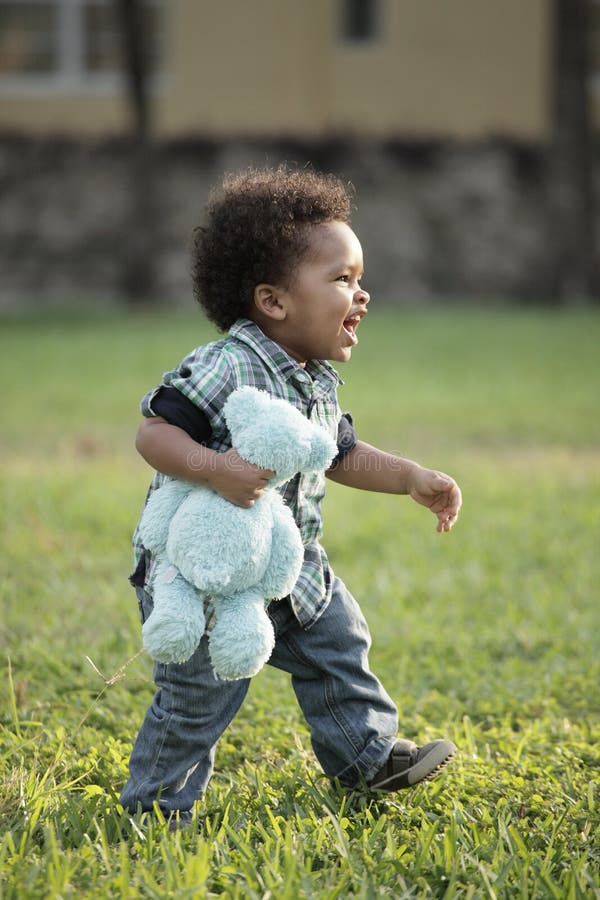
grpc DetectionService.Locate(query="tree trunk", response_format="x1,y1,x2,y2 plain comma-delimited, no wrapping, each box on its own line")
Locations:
546,0,597,302
116,0,149,142
115,0,157,304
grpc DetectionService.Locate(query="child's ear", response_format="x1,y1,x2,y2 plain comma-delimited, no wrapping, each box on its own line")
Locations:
254,284,287,321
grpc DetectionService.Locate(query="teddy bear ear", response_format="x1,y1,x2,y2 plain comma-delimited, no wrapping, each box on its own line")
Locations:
307,427,338,472
223,387,269,432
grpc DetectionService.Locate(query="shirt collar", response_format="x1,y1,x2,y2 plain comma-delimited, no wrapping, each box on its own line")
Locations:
229,319,343,388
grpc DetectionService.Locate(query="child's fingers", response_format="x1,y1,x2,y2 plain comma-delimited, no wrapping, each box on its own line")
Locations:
249,464,276,480
436,507,458,533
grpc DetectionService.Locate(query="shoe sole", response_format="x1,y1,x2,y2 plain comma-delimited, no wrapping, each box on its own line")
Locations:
371,739,457,792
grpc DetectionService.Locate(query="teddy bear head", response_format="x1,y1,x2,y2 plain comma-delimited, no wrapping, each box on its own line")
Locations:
223,387,338,486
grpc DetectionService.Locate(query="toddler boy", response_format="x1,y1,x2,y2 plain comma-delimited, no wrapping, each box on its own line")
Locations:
121,167,462,828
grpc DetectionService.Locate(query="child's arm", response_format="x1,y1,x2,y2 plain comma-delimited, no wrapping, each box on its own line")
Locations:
327,440,462,533
135,417,274,508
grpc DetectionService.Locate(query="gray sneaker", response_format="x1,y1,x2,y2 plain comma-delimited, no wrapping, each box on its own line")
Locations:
166,810,194,831
369,738,457,792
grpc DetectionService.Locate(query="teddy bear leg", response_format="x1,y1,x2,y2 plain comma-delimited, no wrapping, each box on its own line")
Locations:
208,589,275,681
142,561,206,664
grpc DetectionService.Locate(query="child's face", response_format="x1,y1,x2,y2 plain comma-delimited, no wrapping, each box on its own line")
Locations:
275,221,369,364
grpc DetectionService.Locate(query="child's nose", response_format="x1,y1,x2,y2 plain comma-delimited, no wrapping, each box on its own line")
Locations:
355,287,370,305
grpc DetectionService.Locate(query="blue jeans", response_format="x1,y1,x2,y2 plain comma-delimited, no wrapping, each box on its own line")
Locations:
120,577,398,815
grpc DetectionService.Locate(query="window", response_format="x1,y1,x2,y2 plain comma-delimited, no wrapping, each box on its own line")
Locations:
340,0,379,44
0,2,58,74
0,0,163,89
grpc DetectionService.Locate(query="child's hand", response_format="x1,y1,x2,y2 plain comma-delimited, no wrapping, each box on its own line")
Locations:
408,466,462,533
209,448,275,508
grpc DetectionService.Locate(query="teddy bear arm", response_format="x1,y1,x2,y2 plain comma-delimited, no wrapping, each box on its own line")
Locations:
139,480,196,554
257,496,304,599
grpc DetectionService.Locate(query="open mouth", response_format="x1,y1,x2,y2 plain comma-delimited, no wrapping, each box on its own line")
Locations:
342,314,362,344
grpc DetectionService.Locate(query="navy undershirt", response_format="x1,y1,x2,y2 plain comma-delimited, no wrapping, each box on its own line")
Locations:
150,386,357,465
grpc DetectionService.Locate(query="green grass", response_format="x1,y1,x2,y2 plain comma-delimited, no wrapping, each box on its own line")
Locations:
1,307,599,898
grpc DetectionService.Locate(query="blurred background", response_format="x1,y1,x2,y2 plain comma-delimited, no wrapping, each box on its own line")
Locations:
0,0,598,309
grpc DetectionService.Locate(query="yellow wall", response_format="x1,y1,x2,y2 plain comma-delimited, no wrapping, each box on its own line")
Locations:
326,0,550,139
0,0,553,139
0,93,131,134
158,0,329,135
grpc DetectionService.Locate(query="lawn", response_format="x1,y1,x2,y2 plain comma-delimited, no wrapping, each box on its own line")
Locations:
1,307,599,898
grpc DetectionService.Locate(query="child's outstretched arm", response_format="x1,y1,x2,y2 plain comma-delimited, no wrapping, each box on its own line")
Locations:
135,417,274,508
327,440,462,533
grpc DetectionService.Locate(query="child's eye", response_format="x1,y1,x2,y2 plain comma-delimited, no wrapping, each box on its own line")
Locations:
337,274,350,283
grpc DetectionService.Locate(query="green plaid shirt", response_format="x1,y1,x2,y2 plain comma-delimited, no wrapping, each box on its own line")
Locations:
131,318,344,628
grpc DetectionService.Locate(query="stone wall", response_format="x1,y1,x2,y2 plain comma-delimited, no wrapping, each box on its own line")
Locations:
0,134,593,309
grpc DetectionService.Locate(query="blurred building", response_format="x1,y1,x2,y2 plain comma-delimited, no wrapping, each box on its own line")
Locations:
0,0,597,140
0,0,597,306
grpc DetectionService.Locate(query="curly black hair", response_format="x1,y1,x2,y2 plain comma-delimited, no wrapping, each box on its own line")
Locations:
191,166,353,331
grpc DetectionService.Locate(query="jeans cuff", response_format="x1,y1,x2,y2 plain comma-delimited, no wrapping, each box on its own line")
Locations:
334,736,397,787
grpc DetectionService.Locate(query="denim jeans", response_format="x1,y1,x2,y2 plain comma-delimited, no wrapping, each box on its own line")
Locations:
120,577,398,816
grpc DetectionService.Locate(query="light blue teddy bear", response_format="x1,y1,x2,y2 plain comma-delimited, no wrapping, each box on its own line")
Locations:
138,386,337,681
